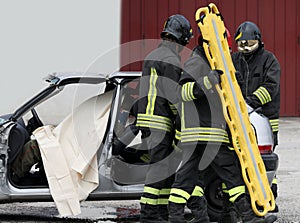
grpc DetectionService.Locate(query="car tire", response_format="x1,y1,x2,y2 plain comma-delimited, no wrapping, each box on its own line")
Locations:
205,175,223,222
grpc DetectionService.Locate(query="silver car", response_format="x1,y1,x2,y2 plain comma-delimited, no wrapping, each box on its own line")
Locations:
0,71,278,221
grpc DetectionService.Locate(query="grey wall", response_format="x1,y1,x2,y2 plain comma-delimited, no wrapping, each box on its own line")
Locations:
0,0,121,114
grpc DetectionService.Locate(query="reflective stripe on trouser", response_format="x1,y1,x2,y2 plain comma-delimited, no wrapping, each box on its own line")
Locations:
186,186,205,208
222,182,246,203
140,187,170,205
191,185,204,197
269,119,279,132
272,176,277,185
228,185,246,203
271,176,278,199
169,188,191,204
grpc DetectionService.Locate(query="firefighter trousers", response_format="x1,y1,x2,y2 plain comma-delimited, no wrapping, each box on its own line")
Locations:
169,143,245,221
139,131,179,222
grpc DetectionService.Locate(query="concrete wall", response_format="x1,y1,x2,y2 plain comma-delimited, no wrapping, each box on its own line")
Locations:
0,0,121,114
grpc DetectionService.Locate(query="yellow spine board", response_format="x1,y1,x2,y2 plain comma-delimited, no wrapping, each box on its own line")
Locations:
195,3,275,216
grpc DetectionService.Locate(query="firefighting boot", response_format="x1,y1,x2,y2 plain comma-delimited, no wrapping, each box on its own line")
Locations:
140,204,167,223
186,196,210,223
218,193,241,223
233,195,277,223
157,204,169,222
168,202,186,223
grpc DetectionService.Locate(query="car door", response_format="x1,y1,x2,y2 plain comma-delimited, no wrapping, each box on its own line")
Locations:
0,72,107,201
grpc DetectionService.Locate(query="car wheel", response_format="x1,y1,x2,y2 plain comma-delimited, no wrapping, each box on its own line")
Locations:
205,175,223,222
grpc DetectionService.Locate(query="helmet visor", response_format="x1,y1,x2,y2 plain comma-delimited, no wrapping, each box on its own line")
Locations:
237,40,259,54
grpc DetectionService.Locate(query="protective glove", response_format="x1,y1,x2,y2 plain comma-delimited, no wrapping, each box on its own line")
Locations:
112,124,139,155
197,69,223,94
208,69,223,86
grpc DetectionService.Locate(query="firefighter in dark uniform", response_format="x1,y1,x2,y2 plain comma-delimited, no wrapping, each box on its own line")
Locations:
137,14,193,223
232,21,281,212
167,22,277,222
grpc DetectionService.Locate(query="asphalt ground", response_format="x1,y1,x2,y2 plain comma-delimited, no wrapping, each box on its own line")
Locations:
272,117,300,222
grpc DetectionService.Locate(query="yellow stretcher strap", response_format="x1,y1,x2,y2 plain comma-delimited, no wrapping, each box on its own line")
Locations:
195,3,275,216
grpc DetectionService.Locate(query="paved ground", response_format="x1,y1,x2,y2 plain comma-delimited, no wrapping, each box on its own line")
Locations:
272,117,300,222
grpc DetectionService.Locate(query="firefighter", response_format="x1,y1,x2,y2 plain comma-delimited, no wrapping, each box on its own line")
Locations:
232,21,281,212
167,18,277,222
136,14,193,223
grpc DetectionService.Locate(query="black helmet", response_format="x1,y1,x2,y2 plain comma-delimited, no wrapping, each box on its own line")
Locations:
234,21,262,54
234,21,261,42
161,14,193,46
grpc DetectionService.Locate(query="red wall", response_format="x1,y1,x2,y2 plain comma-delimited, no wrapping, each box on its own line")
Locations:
121,0,300,116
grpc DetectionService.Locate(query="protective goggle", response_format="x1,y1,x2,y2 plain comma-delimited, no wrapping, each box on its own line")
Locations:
237,40,259,54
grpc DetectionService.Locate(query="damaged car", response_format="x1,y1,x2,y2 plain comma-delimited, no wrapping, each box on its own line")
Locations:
0,71,278,220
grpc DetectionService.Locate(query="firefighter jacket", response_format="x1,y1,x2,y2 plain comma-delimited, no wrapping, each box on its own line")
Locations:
177,46,230,145
136,40,181,134
231,45,281,133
